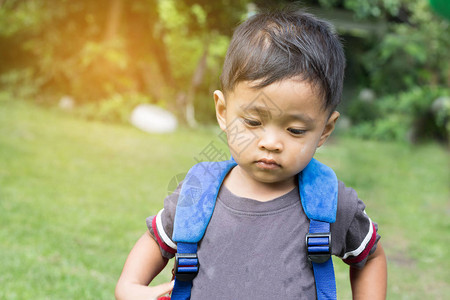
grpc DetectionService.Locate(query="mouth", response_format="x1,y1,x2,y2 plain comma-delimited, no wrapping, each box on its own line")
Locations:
256,158,281,170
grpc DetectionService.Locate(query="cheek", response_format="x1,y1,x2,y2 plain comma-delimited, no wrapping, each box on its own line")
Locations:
291,141,318,167
225,122,258,157
295,136,316,154
300,144,310,155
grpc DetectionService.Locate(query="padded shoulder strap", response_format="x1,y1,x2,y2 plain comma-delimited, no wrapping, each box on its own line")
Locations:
172,160,237,243
298,158,338,223
301,159,338,300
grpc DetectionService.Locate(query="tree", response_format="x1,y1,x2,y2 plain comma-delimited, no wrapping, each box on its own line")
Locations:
157,0,249,126
0,0,251,125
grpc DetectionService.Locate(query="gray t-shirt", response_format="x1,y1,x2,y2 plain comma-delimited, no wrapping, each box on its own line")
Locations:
147,180,380,299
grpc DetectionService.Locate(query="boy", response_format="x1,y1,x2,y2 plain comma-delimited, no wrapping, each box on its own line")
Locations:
116,9,387,300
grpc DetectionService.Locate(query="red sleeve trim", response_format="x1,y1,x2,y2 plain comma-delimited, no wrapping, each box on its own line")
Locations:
343,223,377,265
152,216,177,254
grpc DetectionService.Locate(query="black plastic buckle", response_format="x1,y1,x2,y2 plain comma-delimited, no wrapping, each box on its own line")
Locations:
306,232,331,264
174,253,199,281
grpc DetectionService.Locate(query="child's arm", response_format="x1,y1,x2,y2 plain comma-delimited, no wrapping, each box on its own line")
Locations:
349,242,387,299
115,231,174,300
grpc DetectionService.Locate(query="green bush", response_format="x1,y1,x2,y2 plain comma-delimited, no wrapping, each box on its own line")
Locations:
362,0,450,95
0,68,45,100
350,86,450,143
347,97,379,125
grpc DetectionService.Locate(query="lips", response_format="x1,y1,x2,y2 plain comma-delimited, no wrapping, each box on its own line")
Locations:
256,158,281,169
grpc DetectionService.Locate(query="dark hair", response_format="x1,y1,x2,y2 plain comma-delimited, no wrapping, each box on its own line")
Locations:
220,9,346,111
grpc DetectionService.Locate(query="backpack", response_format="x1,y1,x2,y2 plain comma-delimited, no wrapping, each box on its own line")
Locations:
169,158,338,300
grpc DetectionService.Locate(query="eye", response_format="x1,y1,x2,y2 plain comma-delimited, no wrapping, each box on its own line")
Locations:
287,128,306,135
243,118,261,127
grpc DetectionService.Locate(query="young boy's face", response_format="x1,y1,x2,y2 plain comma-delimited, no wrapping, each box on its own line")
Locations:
214,79,339,189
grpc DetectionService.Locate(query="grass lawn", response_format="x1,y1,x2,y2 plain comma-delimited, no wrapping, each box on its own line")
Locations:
0,99,448,299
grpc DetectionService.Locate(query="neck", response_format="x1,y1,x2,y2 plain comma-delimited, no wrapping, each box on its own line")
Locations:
223,166,297,202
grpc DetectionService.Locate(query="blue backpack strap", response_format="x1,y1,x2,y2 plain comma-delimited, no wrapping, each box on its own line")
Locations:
171,160,237,300
300,158,338,300
307,220,337,300
171,243,197,300
299,158,338,223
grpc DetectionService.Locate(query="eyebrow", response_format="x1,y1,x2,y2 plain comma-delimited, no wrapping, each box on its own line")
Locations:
242,105,275,119
286,113,315,124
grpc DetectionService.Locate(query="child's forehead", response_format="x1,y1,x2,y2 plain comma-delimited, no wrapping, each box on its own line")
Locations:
229,79,325,106
227,79,330,117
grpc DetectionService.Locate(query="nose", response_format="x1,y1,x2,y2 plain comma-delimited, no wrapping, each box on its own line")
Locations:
257,128,283,152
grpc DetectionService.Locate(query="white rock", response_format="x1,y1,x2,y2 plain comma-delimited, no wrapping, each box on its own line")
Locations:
130,104,177,133
59,96,75,110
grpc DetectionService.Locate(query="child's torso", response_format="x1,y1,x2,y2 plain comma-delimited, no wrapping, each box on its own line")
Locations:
191,185,316,299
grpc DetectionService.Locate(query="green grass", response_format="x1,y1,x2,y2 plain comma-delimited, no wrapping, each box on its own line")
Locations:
317,138,450,299
1,99,448,299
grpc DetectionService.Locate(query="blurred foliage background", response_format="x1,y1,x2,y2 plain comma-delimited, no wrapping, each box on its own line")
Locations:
0,0,449,143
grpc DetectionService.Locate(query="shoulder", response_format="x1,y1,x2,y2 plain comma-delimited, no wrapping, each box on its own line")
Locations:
337,180,359,202
334,180,368,232
336,180,361,216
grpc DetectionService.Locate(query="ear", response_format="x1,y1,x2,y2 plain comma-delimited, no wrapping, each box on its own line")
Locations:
214,90,227,131
317,111,340,147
